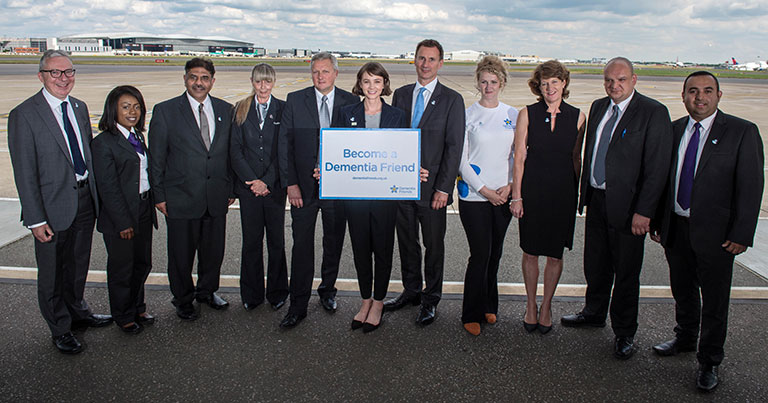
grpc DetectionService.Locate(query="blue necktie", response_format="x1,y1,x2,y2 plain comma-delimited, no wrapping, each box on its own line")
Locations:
411,87,427,128
61,101,86,175
593,105,619,185
677,122,701,210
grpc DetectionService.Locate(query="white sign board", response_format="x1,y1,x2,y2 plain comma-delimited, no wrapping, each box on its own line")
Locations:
319,128,421,200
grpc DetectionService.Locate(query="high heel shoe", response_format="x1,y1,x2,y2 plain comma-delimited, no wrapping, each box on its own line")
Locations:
523,321,538,333
363,319,381,333
351,319,364,330
538,307,553,334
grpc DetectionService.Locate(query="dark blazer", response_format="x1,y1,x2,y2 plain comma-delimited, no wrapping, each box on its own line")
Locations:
8,90,99,231
91,129,158,234
392,81,465,205
578,91,673,229
148,93,233,219
334,99,408,129
658,111,763,253
230,96,285,197
277,86,359,203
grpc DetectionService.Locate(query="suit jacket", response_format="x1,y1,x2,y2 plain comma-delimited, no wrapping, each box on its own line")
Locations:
658,111,763,254
277,86,359,203
91,129,158,235
578,91,673,229
334,99,408,129
392,81,465,205
8,90,99,231
148,93,233,219
230,96,285,198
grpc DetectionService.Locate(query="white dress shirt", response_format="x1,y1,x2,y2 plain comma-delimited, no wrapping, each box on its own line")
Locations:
186,92,216,142
590,90,635,189
255,95,272,130
411,78,438,121
674,111,717,216
116,123,150,194
41,87,88,181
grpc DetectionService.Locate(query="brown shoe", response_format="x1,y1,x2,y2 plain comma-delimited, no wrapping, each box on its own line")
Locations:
485,313,497,324
463,322,481,336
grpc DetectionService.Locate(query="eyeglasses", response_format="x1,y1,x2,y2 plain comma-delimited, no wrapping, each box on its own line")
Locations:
40,69,76,78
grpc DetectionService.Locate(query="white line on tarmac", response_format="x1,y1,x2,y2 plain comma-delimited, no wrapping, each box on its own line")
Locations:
2,266,767,299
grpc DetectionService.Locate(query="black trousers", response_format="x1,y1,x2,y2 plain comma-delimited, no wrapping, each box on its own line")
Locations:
459,200,512,324
666,215,734,365
346,200,397,301
239,191,289,306
395,200,447,306
166,211,226,306
583,189,646,337
35,184,95,337
104,198,153,326
288,197,345,315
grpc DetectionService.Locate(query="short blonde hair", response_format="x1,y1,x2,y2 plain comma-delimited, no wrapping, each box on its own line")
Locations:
474,56,507,91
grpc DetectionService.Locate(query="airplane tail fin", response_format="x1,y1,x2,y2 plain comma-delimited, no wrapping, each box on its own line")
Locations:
732,57,738,64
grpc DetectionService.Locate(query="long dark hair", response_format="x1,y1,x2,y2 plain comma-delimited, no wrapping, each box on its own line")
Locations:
98,85,147,134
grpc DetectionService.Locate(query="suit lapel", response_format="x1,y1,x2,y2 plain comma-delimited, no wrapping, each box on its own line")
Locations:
418,81,442,128
210,97,229,149
178,94,208,150
399,84,415,117
696,111,726,177
670,118,686,184
71,98,93,164
305,88,321,128
33,91,73,167
584,97,609,166
610,93,641,148
244,101,261,134
380,102,398,128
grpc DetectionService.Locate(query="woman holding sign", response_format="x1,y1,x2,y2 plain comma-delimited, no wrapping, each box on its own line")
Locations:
457,56,518,336
333,62,410,333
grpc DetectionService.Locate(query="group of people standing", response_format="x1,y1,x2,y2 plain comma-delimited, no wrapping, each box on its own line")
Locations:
7,40,763,393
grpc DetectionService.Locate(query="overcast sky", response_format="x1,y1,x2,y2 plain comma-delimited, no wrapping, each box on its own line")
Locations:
1,0,766,63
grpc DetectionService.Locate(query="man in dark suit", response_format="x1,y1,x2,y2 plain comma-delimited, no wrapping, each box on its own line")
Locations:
149,58,234,321
276,52,358,328
650,71,763,391
561,57,673,359
383,39,466,325
8,50,112,354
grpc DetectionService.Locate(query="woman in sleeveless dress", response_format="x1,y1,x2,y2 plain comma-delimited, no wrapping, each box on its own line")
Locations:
510,61,586,334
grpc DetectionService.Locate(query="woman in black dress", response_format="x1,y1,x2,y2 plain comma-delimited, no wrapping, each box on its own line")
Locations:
510,61,586,334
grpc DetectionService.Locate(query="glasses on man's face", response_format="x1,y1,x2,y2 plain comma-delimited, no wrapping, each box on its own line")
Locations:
40,69,76,78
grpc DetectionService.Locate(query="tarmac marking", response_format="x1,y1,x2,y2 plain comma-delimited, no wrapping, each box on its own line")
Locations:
2,266,768,299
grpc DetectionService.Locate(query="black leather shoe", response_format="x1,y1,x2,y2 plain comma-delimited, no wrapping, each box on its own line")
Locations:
52,332,83,354
614,336,636,360
319,296,337,312
135,313,155,326
383,293,421,312
363,320,381,333
696,364,719,392
523,321,538,333
243,302,259,311
271,299,287,311
560,312,606,328
119,322,143,334
538,323,553,335
72,314,113,329
279,312,306,329
653,337,697,357
196,293,229,310
416,303,436,325
176,303,199,321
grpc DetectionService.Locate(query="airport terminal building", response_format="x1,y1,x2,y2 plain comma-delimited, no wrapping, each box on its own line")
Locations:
61,33,257,55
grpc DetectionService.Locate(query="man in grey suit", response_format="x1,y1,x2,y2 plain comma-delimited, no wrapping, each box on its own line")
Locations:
8,50,112,354
651,71,763,391
149,58,234,321
384,39,466,325
562,57,673,359
277,52,358,328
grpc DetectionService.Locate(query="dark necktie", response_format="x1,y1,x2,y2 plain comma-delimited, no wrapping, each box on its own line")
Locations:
127,131,144,155
677,122,701,210
61,101,86,175
593,105,619,185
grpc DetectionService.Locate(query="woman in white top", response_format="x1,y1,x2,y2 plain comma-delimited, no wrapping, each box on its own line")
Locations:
457,56,518,336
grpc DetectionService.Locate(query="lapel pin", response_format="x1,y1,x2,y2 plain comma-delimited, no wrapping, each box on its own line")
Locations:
351,122,357,126
269,114,273,119
622,128,626,138
712,139,718,144
350,117,355,121
217,116,222,122
545,117,550,123
430,100,436,106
